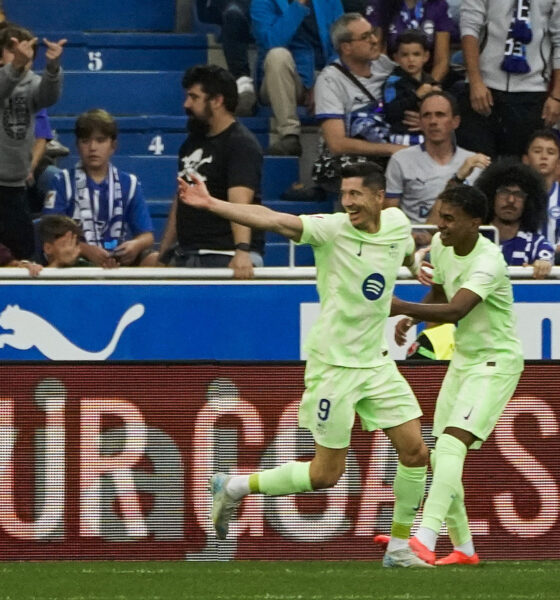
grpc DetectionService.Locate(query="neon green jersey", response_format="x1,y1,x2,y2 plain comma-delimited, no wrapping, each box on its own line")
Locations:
299,208,415,367
431,232,523,372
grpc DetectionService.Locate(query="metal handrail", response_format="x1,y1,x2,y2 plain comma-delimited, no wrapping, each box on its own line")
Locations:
0,265,558,280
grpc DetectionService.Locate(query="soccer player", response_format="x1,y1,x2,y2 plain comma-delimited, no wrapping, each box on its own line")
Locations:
178,162,432,567
390,184,524,566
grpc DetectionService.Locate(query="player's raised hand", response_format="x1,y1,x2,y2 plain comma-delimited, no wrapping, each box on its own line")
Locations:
177,174,212,210
418,261,434,286
43,38,67,62
10,36,38,69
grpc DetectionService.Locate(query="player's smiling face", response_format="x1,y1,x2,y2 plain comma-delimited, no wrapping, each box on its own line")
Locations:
340,176,384,233
438,201,479,248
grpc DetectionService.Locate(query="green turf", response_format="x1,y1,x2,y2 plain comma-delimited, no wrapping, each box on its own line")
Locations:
0,560,557,600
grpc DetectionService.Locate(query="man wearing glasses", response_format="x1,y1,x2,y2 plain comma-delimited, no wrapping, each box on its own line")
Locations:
312,13,405,193
475,159,554,279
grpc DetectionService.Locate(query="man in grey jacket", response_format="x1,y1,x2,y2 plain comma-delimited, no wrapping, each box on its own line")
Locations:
457,0,560,159
0,25,65,259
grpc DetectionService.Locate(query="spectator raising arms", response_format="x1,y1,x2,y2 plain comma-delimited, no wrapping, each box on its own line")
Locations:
0,25,65,259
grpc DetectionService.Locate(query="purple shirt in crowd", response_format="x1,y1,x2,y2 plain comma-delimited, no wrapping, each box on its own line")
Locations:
365,0,458,56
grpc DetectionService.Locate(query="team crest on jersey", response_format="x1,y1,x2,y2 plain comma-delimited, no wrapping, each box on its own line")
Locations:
362,273,386,301
549,206,560,219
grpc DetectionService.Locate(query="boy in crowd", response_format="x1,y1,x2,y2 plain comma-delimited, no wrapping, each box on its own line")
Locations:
522,129,560,263
44,109,154,268
0,24,65,259
37,214,90,268
382,31,440,146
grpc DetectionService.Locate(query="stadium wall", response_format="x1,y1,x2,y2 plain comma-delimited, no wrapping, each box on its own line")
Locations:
0,362,558,561
0,278,559,360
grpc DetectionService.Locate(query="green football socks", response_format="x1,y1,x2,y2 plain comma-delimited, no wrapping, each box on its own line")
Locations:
249,461,313,496
430,445,474,547
391,462,427,540
420,433,468,536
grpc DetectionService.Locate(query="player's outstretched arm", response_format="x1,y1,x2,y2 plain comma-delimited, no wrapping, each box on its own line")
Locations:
392,282,446,345
392,287,481,324
177,176,303,241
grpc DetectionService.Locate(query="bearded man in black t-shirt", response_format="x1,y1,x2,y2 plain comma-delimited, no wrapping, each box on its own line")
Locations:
145,64,264,279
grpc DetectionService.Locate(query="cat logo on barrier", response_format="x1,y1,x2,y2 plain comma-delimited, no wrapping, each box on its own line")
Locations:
0,303,144,360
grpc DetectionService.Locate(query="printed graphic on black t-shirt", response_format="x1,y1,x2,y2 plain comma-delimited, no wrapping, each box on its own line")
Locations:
176,121,264,253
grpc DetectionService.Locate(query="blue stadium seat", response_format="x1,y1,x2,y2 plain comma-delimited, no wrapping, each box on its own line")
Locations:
49,71,186,116
33,33,207,72
49,116,269,155
4,0,175,32
14,1,318,266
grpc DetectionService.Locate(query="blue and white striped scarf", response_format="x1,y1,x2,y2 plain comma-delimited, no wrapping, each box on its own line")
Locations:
501,0,532,74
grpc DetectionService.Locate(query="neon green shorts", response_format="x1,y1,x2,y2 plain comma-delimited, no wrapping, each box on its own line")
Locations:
299,354,422,449
433,362,522,449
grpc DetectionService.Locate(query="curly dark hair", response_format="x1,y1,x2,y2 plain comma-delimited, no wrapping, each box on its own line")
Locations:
474,158,548,233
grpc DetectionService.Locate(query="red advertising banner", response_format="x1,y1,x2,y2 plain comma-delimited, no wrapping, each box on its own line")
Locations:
0,363,558,560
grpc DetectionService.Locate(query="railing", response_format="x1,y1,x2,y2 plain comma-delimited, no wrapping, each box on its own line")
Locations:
0,265,559,280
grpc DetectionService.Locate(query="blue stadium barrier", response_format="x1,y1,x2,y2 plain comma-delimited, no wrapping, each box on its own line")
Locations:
4,0,175,32
33,33,207,72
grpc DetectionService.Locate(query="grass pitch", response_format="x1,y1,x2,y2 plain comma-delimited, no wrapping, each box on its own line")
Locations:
0,560,557,600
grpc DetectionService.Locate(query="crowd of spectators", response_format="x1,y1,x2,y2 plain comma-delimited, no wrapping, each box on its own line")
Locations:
1,0,560,279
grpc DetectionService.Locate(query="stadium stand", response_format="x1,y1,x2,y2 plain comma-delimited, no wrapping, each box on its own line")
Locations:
4,0,324,266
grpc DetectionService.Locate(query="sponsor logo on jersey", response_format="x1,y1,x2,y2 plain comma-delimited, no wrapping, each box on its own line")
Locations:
362,273,386,300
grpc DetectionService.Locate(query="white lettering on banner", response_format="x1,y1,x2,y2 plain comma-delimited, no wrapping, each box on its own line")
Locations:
191,379,264,542
301,302,560,359
0,375,557,548
80,397,148,538
0,304,145,361
0,379,65,539
493,397,560,537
